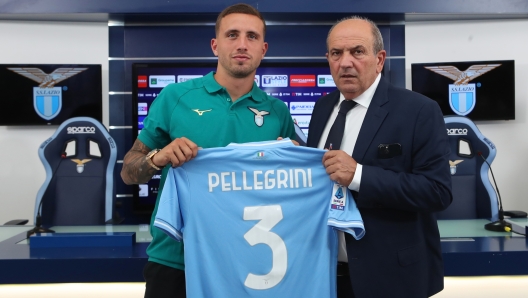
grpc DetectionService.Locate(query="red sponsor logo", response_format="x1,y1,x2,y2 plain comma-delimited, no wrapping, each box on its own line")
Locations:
290,75,316,87
138,76,147,88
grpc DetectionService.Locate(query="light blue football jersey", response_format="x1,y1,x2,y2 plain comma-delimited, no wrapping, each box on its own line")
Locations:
154,139,365,298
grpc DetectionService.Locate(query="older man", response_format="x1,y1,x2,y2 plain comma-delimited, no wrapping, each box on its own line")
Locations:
307,16,452,297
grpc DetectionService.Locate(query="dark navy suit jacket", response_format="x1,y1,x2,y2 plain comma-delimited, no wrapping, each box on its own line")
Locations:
307,77,452,298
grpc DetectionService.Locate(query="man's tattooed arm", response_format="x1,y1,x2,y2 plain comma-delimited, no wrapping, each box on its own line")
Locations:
121,139,159,185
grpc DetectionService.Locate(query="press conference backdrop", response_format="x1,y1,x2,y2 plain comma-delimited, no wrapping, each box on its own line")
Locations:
109,20,406,223
3,16,527,226
131,62,341,214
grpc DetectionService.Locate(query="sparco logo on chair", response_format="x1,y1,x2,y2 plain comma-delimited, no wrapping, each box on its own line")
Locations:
67,126,96,134
446,128,468,135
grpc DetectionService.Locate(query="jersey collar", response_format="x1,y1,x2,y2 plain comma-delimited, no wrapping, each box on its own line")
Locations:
203,71,264,102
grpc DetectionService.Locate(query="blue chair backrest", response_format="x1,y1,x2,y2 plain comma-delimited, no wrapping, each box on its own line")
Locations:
35,117,117,226
439,116,498,221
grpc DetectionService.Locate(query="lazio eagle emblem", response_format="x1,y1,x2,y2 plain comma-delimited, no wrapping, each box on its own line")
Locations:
7,67,87,120
248,107,270,127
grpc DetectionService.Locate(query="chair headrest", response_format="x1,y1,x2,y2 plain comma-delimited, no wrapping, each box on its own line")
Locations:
444,115,496,163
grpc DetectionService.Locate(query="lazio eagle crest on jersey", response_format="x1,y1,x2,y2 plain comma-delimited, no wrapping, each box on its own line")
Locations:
248,107,270,127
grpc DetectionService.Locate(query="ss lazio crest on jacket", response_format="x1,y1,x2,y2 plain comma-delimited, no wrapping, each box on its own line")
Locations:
248,107,270,127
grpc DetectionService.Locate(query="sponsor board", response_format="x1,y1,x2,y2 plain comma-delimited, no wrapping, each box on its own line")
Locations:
177,75,203,83
292,115,311,128
289,101,315,114
138,116,146,129
317,75,336,87
262,75,288,87
138,76,147,88
138,102,148,115
290,75,316,87
150,75,176,88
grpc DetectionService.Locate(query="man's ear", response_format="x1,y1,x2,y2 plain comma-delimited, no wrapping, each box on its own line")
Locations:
376,50,386,73
211,38,218,56
262,42,269,57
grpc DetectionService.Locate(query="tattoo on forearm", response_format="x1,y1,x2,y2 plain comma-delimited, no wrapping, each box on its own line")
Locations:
121,140,159,184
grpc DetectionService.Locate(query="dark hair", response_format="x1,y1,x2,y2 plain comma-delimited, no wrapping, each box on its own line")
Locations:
215,3,266,38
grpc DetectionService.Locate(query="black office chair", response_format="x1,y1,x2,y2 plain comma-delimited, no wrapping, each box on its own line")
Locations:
32,117,121,228
438,115,499,221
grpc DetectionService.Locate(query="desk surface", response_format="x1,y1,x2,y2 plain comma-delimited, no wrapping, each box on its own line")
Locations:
1,219,527,283
438,219,528,276
0,225,150,284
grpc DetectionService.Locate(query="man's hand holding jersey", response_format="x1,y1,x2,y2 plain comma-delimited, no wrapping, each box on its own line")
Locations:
322,150,357,187
153,137,199,168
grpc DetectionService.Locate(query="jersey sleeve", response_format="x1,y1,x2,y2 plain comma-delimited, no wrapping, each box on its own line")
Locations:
327,183,366,240
154,168,185,241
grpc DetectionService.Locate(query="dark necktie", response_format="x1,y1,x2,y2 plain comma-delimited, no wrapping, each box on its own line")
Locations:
324,100,357,150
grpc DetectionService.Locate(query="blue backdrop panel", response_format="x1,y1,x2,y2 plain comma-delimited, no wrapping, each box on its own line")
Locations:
109,26,125,57
124,26,217,58
109,94,133,127
109,128,134,160
1,0,527,14
384,58,406,88
109,59,126,92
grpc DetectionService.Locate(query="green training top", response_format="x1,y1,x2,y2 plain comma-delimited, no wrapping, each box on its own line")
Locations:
138,71,296,270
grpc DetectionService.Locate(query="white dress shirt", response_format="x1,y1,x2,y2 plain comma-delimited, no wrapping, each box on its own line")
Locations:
316,73,381,262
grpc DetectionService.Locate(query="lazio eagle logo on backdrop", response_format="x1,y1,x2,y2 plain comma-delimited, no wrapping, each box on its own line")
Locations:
424,64,501,116
7,67,87,120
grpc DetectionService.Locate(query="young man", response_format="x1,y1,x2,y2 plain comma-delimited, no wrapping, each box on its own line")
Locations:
121,4,295,297
307,17,452,297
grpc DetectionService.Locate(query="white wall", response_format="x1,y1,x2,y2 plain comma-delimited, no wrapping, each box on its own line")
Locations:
0,20,108,224
406,19,528,214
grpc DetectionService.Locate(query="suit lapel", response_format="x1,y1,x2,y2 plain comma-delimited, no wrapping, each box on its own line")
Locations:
353,78,390,162
307,90,340,148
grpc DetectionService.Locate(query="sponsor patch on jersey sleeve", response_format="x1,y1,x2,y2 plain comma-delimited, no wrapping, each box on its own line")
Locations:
330,183,347,211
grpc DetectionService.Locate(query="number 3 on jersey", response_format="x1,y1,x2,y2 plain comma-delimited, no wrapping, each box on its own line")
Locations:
243,205,287,290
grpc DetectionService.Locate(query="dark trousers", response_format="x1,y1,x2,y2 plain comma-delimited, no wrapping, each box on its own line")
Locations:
143,260,350,297
144,261,186,298
337,262,355,298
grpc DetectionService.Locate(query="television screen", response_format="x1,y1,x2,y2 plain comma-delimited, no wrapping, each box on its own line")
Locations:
411,60,515,121
0,64,102,126
131,61,335,213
